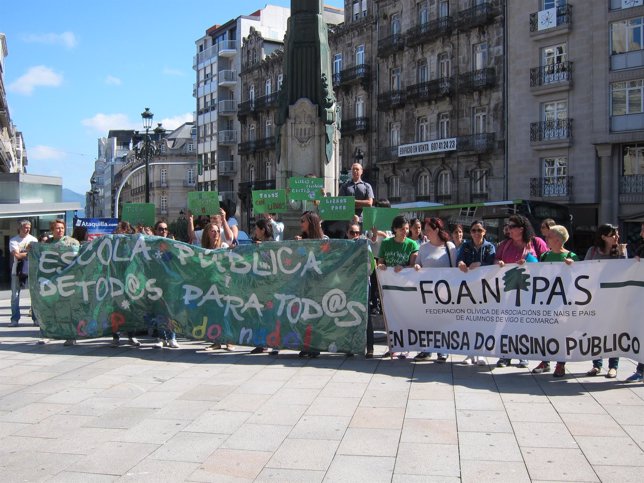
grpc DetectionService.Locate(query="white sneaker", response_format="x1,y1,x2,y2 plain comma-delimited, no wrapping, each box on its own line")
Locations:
129,337,141,347
463,356,473,365
168,339,179,349
152,339,164,348
37,339,49,345
110,339,120,348
476,357,487,366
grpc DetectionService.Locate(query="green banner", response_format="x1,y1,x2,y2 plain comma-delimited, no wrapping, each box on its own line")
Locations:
29,237,368,353
288,177,325,201
188,191,220,216
253,189,288,214
122,203,156,227
362,207,400,231
318,196,355,221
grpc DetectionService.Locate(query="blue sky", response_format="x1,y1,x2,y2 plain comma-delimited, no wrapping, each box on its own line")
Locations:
2,0,344,195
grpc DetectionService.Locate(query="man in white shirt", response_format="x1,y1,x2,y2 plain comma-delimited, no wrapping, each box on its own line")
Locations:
264,213,284,241
9,220,38,326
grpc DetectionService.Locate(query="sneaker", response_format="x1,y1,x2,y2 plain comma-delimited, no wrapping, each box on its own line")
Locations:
63,339,76,346
606,368,618,379
269,349,279,356
532,362,551,374
496,358,510,368
206,343,221,350
381,351,393,358
152,339,164,349
168,339,179,349
463,356,473,365
518,359,529,368
553,363,566,377
8,322,18,327
129,337,141,347
436,354,447,363
250,346,265,354
624,372,644,383
365,351,373,359
162,340,169,347
110,339,120,348
414,351,430,360
476,357,487,366
586,366,601,376
37,339,49,345
397,353,407,360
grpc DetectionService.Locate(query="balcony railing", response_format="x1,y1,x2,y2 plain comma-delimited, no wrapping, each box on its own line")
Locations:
457,133,495,153
530,119,573,142
254,92,280,110
529,4,572,33
406,77,454,103
458,68,496,92
238,141,256,155
457,2,495,30
218,160,237,175
219,100,237,114
218,70,237,85
237,100,255,116
378,145,399,162
530,176,573,197
256,136,277,151
377,33,404,57
406,17,454,47
335,64,371,87
340,117,369,135
378,90,406,110
620,174,644,194
218,130,238,144
530,61,573,87
217,40,237,56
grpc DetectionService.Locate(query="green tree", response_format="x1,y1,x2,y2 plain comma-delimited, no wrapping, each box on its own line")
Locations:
503,267,531,306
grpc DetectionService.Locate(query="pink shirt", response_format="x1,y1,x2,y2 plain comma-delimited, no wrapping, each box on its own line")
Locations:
495,237,547,264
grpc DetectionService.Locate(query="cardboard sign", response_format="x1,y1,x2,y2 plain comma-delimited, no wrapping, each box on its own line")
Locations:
318,196,355,220
288,177,325,201
253,189,288,214
188,191,220,216
121,203,156,227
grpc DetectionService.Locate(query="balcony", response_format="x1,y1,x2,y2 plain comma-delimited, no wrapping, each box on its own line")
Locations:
256,136,277,151
530,119,573,146
340,117,369,135
218,100,237,116
335,64,371,87
406,17,454,47
217,40,237,57
457,2,495,30
237,100,255,117
218,70,237,86
378,90,406,111
529,4,572,34
457,133,495,153
377,145,399,162
218,130,238,145
239,179,276,193
254,92,280,110
620,174,644,203
530,62,573,93
238,141,256,155
406,77,454,103
458,68,496,92
218,160,237,175
377,33,404,57
530,176,573,198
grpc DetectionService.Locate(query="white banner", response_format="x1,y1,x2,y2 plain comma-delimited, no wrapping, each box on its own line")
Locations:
377,259,644,361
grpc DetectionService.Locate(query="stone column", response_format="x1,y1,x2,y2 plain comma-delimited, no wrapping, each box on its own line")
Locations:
595,143,615,224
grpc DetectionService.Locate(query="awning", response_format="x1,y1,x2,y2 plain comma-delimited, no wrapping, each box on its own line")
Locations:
0,202,82,218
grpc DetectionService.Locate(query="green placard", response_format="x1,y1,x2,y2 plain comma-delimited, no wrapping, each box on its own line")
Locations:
188,191,220,216
253,189,288,214
362,207,400,231
121,203,156,227
318,196,355,221
288,177,325,201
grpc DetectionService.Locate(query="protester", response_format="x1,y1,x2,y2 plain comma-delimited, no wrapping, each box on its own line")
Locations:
9,220,38,327
63,226,92,347
339,162,374,216
221,200,239,245
408,218,424,248
188,209,234,247
450,223,464,250
250,219,278,355
264,213,284,241
584,223,627,378
531,225,579,377
540,218,556,241
495,214,547,368
457,220,496,365
414,217,456,362
153,221,179,349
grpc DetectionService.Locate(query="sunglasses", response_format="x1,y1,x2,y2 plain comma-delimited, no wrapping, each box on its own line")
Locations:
507,224,520,229
157,227,168,232
349,230,361,235
470,228,484,233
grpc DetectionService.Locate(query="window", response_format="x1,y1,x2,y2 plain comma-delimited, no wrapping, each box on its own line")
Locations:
417,60,428,83
265,78,272,95
356,45,365,65
439,53,451,78
542,43,568,83
249,124,256,141
471,168,488,194
388,175,400,198
417,1,429,25
439,0,449,17
612,80,644,115
362,0,368,17
265,118,273,138
333,53,343,74
542,100,568,139
390,122,401,146
611,18,644,55
417,170,430,197
355,96,365,118
266,161,273,180
417,116,429,142
161,196,168,212
277,74,283,90
391,67,401,90
473,107,487,134
249,165,256,182
249,85,255,102
437,171,451,196
391,14,401,35
187,168,195,184
353,0,368,20
473,42,488,70
438,113,450,139
624,146,644,175
543,0,566,9
542,157,568,196
187,143,194,153
160,168,167,184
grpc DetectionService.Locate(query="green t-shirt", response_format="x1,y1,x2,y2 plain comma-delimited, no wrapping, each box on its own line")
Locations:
378,237,418,267
540,250,579,262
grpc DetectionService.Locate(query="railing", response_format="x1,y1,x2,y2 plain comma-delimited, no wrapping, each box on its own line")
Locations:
530,61,573,87
530,176,573,197
237,100,255,116
620,174,644,194
457,2,495,30
529,4,572,32
238,141,256,155
406,17,454,47
336,64,371,86
457,133,495,153
218,161,237,175
378,33,404,57
458,68,496,92
256,136,277,151
218,130,238,144
218,100,237,114
530,119,573,142
377,90,406,110
254,92,279,110
218,70,237,84
406,77,454,102
217,40,236,54
340,117,369,135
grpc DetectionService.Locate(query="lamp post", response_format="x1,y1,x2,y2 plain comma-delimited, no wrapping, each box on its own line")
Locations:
141,108,154,203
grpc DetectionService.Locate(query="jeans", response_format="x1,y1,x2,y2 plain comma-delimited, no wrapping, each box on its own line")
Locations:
637,362,644,374
592,358,619,369
11,275,36,323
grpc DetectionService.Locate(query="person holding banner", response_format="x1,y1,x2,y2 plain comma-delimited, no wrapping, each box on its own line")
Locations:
495,214,547,368
378,215,418,359
413,217,457,362
264,213,284,242
9,220,37,328
584,223,627,378
250,219,278,355
457,220,496,365
152,221,179,349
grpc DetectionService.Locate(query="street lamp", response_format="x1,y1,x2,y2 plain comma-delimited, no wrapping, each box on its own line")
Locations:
141,107,154,203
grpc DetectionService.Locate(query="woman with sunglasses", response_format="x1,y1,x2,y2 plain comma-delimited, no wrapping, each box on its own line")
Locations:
413,217,457,362
584,223,627,378
495,214,547,368
456,220,496,365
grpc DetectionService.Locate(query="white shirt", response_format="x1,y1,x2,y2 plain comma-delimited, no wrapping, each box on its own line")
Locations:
9,233,38,275
270,220,285,242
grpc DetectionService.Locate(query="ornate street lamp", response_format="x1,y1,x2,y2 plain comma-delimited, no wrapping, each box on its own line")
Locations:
141,108,154,203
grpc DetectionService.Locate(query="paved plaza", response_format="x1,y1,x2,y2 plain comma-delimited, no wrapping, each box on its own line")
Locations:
1,292,643,482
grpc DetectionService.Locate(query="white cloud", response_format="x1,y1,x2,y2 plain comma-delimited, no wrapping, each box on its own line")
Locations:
28,145,68,161
22,31,78,49
162,67,184,77
8,65,63,95
159,113,193,130
105,75,122,86
81,113,134,133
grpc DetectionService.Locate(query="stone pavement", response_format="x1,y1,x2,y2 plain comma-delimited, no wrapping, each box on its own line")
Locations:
1,293,643,482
